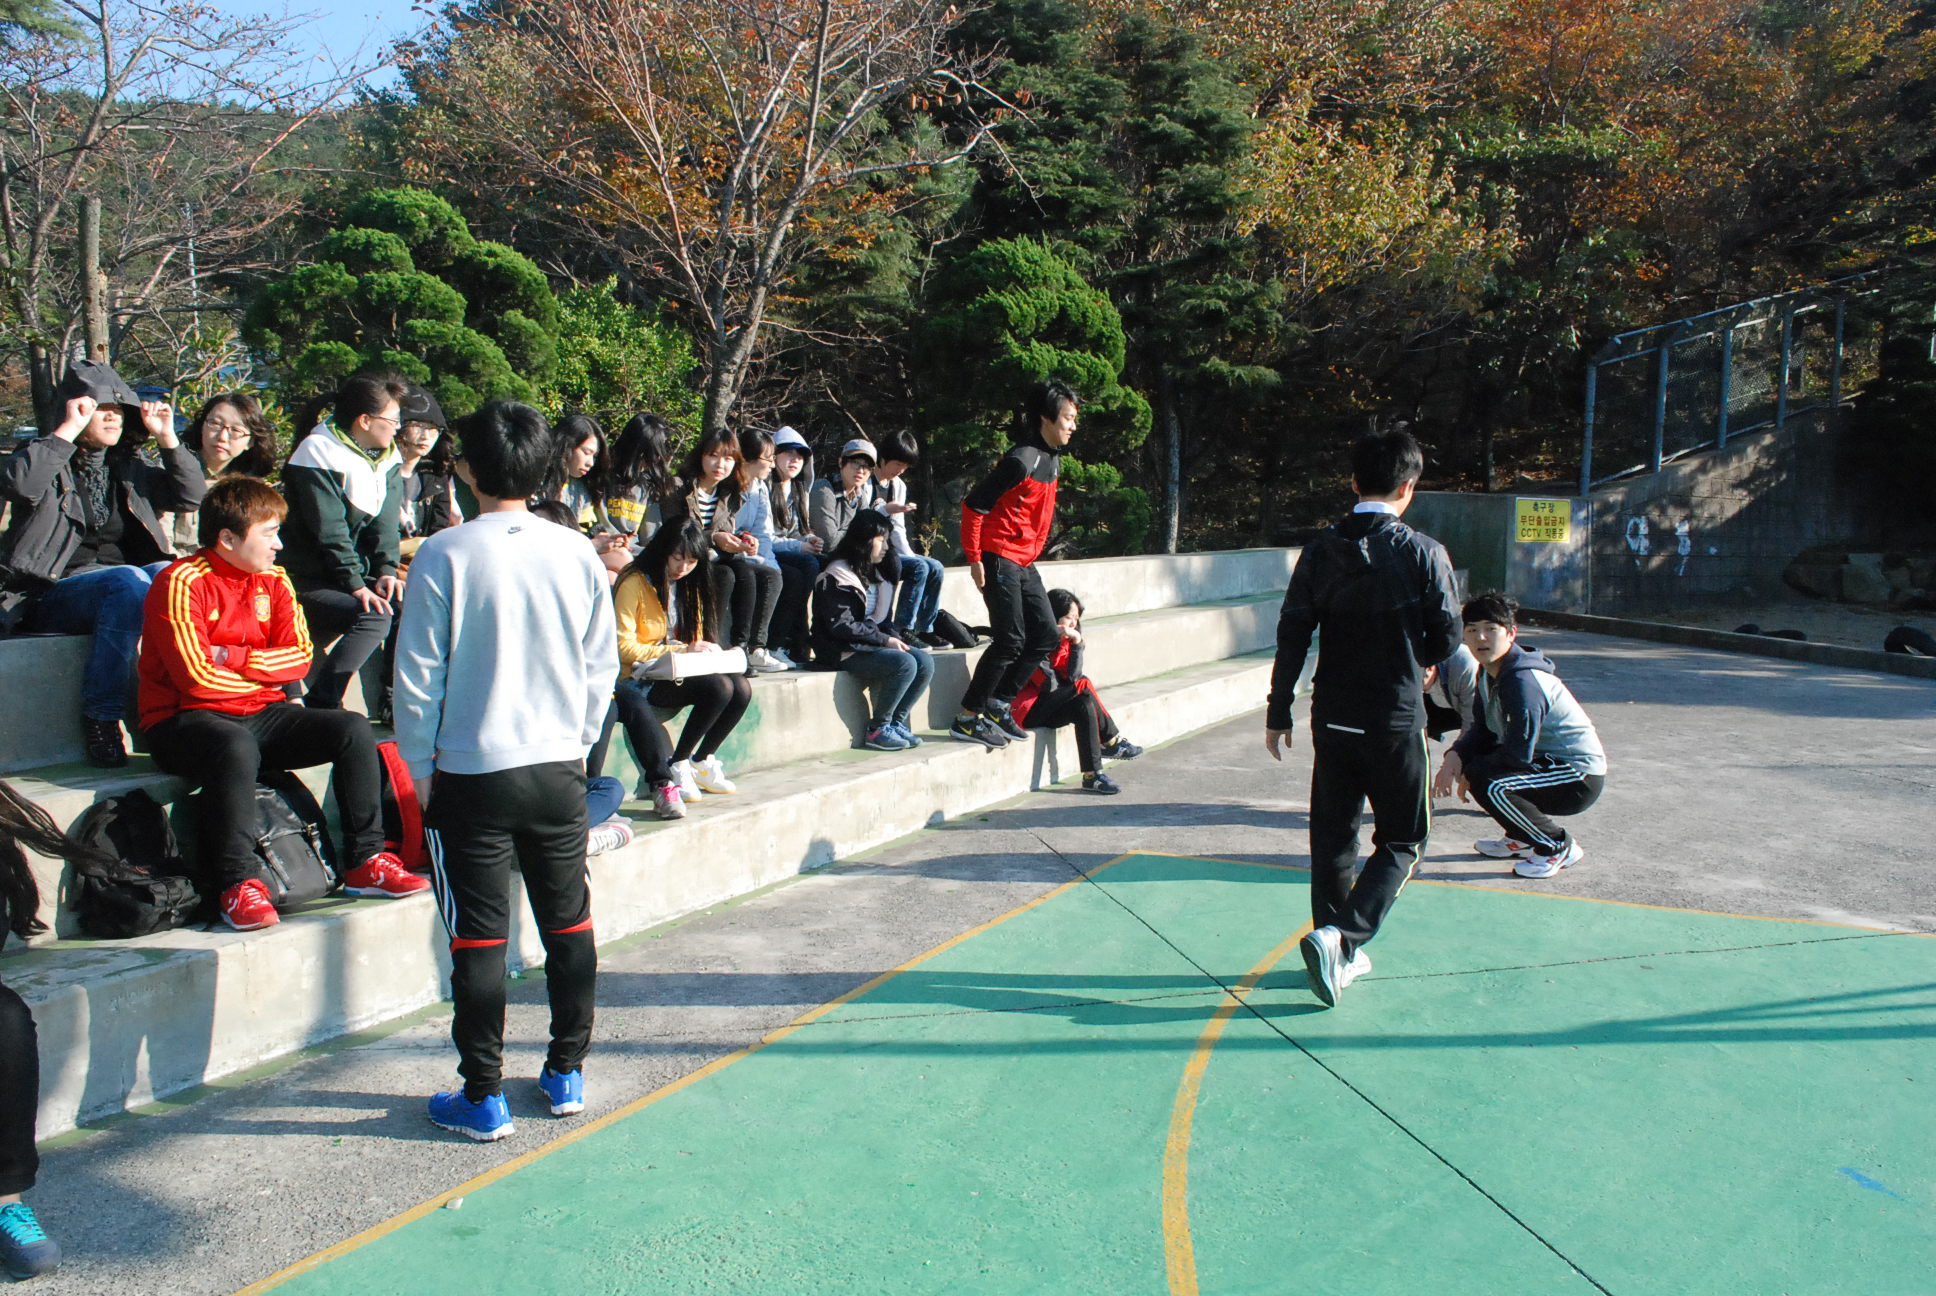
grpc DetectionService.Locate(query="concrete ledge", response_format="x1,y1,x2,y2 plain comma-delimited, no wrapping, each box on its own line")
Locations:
11,594,1279,938
0,548,1297,773
10,651,1275,1138
1522,608,1936,679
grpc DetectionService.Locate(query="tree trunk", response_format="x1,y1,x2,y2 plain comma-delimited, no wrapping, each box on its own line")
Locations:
81,196,109,363
28,343,58,434
1160,380,1182,554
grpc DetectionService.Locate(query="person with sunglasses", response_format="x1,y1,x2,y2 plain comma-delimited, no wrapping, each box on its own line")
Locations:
281,375,408,710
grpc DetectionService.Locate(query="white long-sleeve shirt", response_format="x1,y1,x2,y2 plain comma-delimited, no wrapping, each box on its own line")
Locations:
393,510,618,782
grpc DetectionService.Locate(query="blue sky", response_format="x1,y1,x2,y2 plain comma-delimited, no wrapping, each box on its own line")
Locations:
208,2,435,92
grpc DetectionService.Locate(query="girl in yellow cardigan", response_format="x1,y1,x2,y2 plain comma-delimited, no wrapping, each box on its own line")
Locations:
612,519,752,819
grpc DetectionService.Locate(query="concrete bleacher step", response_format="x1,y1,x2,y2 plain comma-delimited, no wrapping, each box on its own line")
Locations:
14,649,1274,1139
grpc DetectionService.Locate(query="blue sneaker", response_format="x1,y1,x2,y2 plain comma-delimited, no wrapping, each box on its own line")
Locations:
537,1065,585,1116
428,1089,514,1141
861,724,910,751
888,722,923,747
0,1201,60,1280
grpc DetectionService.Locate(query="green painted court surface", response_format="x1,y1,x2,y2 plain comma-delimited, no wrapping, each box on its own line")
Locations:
261,856,1936,1295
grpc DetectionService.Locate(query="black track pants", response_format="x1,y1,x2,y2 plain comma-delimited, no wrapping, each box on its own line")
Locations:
146,702,384,889
962,554,1057,713
1023,680,1115,773
712,556,781,652
613,674,752,785
0,980,38,1195
298,588,392,710
426,761,595,1100
1470,761,1604,854
1307,727,1429,956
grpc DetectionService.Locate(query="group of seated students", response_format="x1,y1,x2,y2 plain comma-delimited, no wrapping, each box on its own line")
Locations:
0,363,1140,931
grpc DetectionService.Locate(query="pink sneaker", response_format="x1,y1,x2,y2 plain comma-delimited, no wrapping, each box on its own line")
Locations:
342,851,431,898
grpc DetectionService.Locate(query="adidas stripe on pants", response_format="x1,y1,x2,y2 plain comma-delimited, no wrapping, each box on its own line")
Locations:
1469,758,1604,855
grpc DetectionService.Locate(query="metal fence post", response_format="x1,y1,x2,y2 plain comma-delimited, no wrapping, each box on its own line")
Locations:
1581,361,1598,494
1830,295,1846,412
1717,321,1735,449
1651,335,1671,473
1776,306,1793,428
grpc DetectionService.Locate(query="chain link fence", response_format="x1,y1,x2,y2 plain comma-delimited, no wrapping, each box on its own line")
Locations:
1581,274,1884,493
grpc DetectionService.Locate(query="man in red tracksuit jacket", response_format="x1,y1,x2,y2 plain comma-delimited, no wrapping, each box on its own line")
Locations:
951,380,1077,749
139,476,426,932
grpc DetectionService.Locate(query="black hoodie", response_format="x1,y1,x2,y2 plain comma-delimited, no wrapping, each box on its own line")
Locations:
1266,509,1461,734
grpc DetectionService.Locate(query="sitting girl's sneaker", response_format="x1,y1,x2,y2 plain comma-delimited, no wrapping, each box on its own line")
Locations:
862,725,910,751
343,851,432,898
691,755,737,794
669,759,705,801
652,781,686,821
1081,772,1122,795
889,723,923,747
1101,737,1143,760
587,816,633,856
0,1201,60,1279
746,648,789,673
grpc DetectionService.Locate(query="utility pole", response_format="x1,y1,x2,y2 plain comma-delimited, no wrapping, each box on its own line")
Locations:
80,196,109,362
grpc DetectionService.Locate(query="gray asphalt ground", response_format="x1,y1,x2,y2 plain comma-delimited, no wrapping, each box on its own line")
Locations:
18,628,1936,1295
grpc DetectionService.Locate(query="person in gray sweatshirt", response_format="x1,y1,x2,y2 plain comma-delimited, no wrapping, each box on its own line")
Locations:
1443,593,1607,880
393,401,619,1144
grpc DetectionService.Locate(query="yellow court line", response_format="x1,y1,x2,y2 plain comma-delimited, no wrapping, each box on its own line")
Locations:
1161,921,1314,1296
234,854,1142,1295
1132,849,1934,938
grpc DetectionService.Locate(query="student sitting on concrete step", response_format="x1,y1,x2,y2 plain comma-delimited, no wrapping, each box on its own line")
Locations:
139,477,428,932
1438,593,1607,879
1010,589,1141,794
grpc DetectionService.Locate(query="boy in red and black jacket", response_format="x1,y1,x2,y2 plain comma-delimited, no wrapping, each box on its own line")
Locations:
139,476,426,932
951,381,1078,748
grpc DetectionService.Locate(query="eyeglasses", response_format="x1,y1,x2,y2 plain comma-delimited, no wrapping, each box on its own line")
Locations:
845,457,875,469
366,414,400,429
203,422,252,438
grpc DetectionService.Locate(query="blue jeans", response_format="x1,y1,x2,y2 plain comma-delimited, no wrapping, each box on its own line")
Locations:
585,774,624,825
892,554,945,634
27,562,169,721
843,645,934,729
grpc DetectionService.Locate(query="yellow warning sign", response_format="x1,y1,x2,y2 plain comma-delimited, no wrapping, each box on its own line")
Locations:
1515,497,1571,544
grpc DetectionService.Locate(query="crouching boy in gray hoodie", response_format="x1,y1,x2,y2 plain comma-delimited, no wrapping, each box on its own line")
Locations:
1439,593,1607,879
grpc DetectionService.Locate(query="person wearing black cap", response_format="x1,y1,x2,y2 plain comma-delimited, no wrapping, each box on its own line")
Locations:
0,360,203,766
395,384,459,546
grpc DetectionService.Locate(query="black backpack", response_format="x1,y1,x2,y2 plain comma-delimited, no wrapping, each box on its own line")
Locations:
69,790,202,938
932,608,982,650
251,770,339,910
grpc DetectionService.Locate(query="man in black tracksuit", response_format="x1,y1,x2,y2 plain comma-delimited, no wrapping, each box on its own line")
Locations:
1265,430,1461,1007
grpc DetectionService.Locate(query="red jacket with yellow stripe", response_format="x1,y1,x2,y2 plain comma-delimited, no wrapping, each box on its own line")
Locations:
138,550,314,729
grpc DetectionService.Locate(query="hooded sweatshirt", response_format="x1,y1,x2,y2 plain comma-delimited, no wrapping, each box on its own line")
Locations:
1451,642,1607,779
280,422,403,594
960,428,1060,566
1,360,204,585
1266,508,1461,735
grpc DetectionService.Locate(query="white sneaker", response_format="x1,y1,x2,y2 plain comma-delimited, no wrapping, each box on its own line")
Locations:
670,759,704,801
691,755,737,795
748,647,791,673
1474,836,1536,858
1516,839,1582,879
652,782,685,821
587,816,633,856
1299,925,1345,1007
766,647,803,671
1338,948,1372,989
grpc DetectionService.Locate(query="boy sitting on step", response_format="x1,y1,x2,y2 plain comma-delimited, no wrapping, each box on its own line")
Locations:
139,477,427,932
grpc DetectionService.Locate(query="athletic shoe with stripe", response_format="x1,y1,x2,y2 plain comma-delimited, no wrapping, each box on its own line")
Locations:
1474,836,1537,859
0,1201,60,1279
219,879,280,931
1338,948,1372,989
428,1090,514,1141
949,713,1008,748
537,1066,585,1116
1300,925,1346,1007
587,816,633,856
984,702,1027,742
1515,838,1583,879
343,851,431,898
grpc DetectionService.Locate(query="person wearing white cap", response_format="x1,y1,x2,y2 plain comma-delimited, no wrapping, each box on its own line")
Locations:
767,426,821,663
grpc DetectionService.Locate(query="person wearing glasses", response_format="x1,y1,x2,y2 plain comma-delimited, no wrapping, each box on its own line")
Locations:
281,375,407,710
168,392,282,554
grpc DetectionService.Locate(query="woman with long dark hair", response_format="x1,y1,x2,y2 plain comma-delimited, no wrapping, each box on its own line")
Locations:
673,428,774,664
539,414,613,529
611,519,752,817
605,412,679,552
730,427,790,672
767,426,821,663
0,781,96,1279
811,509,933,751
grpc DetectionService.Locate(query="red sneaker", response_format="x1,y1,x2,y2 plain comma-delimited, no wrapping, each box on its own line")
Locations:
342,851,431,898
220,880,280,931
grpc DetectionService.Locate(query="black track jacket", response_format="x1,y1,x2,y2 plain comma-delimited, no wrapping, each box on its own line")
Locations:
1266,509,1461,736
